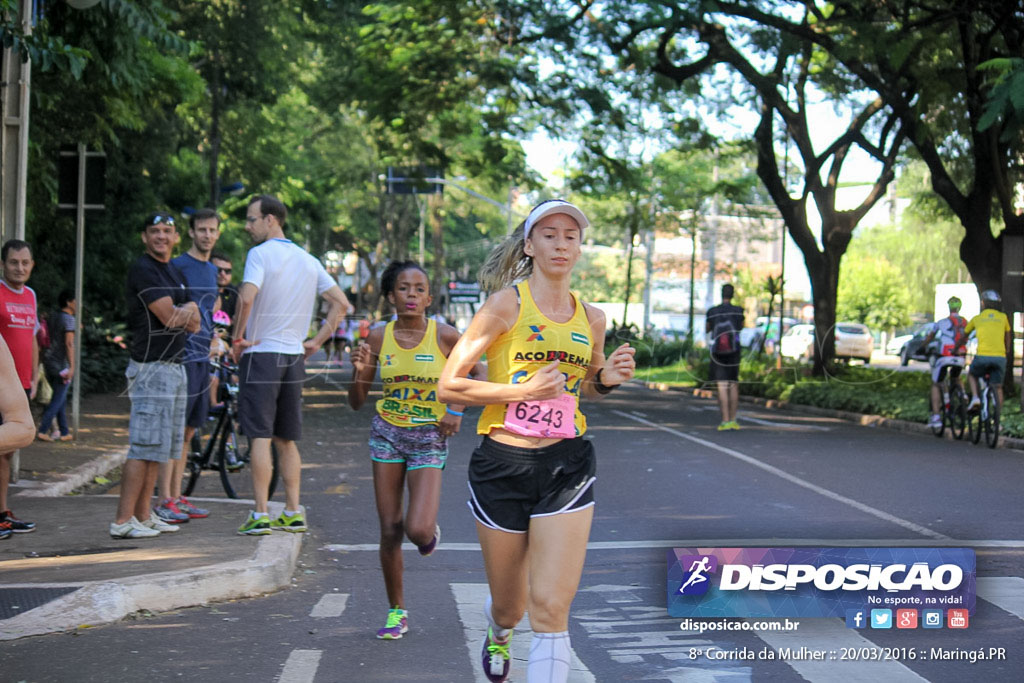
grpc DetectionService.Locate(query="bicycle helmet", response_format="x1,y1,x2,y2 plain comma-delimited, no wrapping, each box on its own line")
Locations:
212,310,232,327
946,296,961,311
980,289,1001,304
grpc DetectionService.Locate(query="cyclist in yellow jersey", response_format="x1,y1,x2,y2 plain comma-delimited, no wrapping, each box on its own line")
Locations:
439,200,636,683
349,260,480,640
965,289,1011,413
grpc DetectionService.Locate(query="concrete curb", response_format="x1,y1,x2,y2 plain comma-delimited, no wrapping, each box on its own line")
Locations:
0,503,302,641
17,448,128,498
646,381,1024,452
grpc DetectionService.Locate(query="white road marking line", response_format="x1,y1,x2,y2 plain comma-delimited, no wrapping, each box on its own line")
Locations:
613,410,951,541
319,538,1024,552
309,593,349,618
753,619,928,682
737,414,831,431
575,595,736,678
977,577,1024,620
450,582,595,683
277,649,322,683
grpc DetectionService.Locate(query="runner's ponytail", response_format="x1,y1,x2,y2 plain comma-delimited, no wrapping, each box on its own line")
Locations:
478,221,531,293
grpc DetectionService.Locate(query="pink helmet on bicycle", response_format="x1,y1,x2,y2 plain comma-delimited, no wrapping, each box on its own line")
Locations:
212,310,231,327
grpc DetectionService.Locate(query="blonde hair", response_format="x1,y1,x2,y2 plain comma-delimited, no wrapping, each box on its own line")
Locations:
478,220,532,293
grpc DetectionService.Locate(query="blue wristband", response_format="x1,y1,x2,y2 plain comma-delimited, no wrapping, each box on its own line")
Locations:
446,407,464,417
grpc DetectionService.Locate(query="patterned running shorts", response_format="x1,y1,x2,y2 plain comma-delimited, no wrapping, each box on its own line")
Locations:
368,414,447,470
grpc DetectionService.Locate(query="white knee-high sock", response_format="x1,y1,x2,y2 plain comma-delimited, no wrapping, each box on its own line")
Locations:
484,594,513,640
527,631,571,683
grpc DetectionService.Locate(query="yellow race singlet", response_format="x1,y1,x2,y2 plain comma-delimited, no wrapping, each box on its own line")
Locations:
477,280,593,436
376,319,448,427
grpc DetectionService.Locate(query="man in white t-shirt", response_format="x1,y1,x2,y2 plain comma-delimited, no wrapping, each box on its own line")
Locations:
231,195,352,536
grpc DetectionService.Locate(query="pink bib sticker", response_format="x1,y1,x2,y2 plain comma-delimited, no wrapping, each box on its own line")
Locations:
503,393,576,438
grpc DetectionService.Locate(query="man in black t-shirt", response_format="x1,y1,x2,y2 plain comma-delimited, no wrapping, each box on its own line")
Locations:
705,283,744,431
111,213,200,540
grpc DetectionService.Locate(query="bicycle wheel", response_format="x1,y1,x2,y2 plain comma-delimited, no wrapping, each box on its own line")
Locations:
949,388,967,440
269,442,280,498
183,432,204,496
217,416,241,499
931,406,945,437
983,391,1000,449
968,405,982,444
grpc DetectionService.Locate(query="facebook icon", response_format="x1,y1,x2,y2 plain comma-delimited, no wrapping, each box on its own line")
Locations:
846,609,866,629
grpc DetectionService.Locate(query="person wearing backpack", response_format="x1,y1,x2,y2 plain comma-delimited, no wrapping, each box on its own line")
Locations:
36,289,77,441
920,296,968,428
705,283,744,431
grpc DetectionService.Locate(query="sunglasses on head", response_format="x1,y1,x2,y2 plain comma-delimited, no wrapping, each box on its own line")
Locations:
150,214,175,226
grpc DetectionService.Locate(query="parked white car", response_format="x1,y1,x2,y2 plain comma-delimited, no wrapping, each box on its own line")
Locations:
780,322,874,363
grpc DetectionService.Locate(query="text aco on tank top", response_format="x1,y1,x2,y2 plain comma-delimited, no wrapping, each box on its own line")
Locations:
477,280,593,437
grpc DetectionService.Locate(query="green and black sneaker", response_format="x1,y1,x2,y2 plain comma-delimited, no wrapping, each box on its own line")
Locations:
238,513,271,536
270,511,307,533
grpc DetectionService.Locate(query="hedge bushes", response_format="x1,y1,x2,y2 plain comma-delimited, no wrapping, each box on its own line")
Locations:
628,339,1024,438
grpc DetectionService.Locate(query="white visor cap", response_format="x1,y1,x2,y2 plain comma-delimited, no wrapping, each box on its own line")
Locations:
523,200,590,242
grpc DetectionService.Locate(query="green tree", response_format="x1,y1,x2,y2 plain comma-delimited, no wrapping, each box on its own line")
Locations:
509,2,904,373
837,256,913,332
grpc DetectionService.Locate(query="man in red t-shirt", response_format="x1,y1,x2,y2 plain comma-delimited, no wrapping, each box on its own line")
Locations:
0,239,38,536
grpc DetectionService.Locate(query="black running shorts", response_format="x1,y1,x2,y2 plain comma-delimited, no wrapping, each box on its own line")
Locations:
468,436,596,533
709,352,740,382
238,352,305,441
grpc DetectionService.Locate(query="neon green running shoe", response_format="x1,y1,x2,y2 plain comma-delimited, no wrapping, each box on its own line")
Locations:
237,513,270,536
376,607,408,639
270,511,307,532
481,627,513,682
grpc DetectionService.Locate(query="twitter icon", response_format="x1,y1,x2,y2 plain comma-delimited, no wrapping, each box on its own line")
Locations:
871,609,892,629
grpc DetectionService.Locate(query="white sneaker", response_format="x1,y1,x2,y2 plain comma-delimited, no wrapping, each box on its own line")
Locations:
110,516,160,539
928,414,942,428
967,397,981,412
143,513,180,533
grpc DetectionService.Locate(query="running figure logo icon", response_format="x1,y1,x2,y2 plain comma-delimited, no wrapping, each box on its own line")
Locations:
677,555,717,595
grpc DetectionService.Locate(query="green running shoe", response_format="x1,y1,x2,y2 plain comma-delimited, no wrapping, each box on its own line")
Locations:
481,627,513,682
270,511,307,532
376,607,408,639
238,513,270,536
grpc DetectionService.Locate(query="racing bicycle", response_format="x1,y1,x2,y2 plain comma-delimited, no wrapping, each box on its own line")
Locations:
930,364,968,440
967,371,1000,449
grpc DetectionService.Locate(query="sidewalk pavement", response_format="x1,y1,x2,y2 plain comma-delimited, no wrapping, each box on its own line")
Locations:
0,393,302,641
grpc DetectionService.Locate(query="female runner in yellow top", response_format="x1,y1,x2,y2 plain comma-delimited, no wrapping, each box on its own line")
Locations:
349,260,479,640
439,200,635,683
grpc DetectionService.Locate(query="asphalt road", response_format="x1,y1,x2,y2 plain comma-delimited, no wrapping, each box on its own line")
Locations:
2,359,1022,682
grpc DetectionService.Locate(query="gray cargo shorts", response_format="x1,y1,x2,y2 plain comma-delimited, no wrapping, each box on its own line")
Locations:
125,359,187,463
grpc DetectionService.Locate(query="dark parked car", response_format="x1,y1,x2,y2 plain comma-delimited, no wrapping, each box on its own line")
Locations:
899,324,935,366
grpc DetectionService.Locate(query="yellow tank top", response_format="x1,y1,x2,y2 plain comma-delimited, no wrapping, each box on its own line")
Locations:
376,319,448,427
477,280,593,436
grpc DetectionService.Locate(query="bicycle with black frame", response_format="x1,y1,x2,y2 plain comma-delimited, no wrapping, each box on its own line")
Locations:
930,359,969,440
183,357,279,499
967,370,1000,449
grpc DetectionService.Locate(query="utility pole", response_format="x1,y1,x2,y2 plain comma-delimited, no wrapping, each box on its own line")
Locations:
1,0,32,485
1,0,32,246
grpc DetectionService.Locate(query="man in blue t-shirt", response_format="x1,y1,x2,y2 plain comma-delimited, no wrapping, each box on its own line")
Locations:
155,208,223,525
